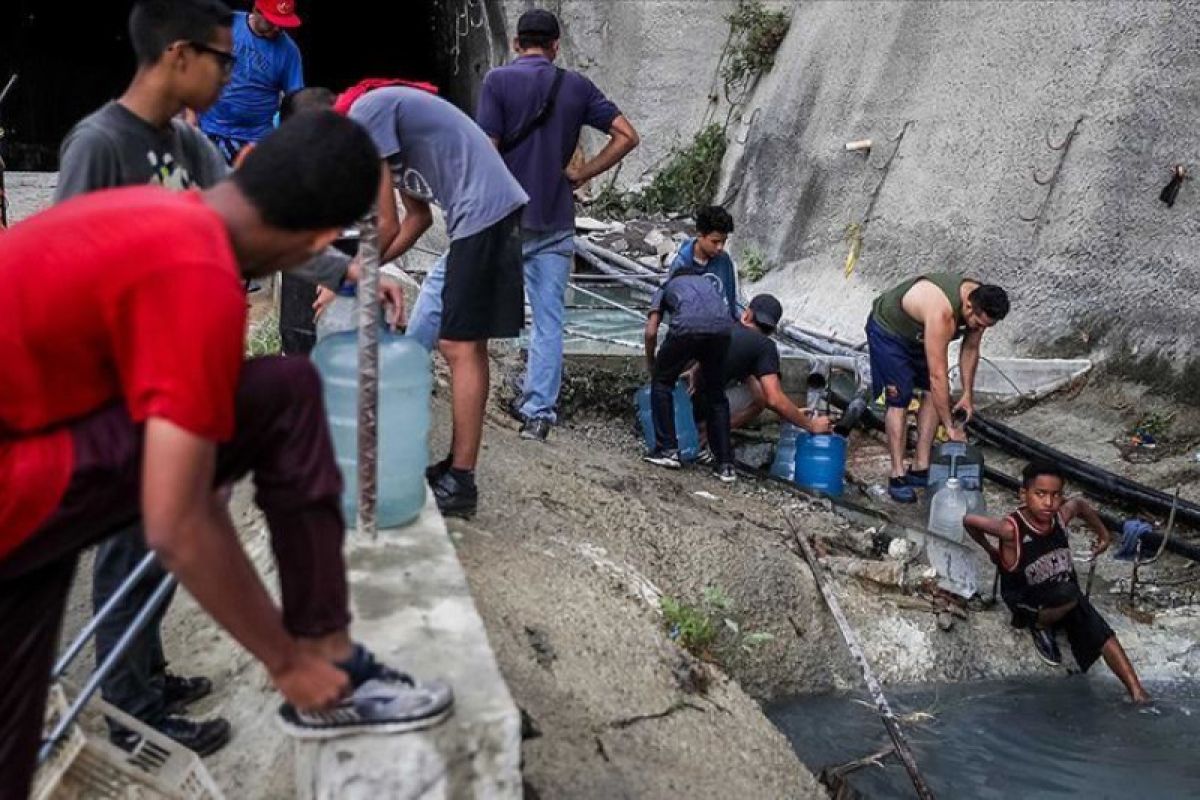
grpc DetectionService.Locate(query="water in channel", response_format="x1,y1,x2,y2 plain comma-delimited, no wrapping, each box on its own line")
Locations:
768,677,1200,799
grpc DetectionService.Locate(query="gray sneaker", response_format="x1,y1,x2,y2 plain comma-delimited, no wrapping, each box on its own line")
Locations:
278,673,454,740
713,463,737,483
520,418,551,441
643,449,682,469
694,447,716,466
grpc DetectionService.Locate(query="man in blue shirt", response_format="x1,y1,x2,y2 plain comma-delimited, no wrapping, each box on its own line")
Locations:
669,205,740,320
199,0,304,164
477,9,640,441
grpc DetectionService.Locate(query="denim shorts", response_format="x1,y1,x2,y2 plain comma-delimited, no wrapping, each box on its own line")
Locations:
866,315,929,408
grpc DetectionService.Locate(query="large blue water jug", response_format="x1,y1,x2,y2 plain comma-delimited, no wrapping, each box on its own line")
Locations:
312,329,432,528
793,432,847,497
635,382,699,461
770,422,800,480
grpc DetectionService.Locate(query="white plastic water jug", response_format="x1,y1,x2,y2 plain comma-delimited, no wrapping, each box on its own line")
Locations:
312,329,432,528
928,477,968,544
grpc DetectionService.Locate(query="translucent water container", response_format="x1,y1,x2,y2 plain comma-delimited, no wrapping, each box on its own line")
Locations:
928,441,984,495
312,328,432,528
793,432,847,497
770,422,800,480
315,283,358,341
928,476,969,543
635,382,699,461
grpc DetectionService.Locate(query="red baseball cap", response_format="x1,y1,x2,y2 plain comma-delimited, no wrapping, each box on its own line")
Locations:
254,0,302,28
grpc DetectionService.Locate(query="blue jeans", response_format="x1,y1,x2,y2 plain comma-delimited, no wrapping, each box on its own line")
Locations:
516,230,574,422
407,253,448,352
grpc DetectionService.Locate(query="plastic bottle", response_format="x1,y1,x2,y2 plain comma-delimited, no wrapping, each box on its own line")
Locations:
635,382,700,461
315,283,358,341
928,476,969,543
312,328,432,528
793,432,847,497
770,422,800,480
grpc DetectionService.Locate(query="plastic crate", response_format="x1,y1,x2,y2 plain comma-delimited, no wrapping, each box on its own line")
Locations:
33,684,223,800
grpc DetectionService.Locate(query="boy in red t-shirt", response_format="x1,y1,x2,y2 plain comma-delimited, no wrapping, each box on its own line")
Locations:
0,111,452,798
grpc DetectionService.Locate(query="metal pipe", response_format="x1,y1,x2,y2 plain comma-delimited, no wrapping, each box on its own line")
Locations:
574,236,661,275
51,552,159,679
785,514,936,800
573,245,659,295
567,281,648,320
39,574,176,765
356,208,380,539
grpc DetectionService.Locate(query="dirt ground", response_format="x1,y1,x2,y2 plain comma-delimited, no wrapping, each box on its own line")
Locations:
51,346,1200,799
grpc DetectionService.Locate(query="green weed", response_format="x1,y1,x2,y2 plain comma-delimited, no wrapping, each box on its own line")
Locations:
660,585,775,667
246,310,282,357
721,0,791,95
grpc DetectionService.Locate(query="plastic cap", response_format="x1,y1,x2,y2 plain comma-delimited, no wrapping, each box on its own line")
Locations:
945,477,961,489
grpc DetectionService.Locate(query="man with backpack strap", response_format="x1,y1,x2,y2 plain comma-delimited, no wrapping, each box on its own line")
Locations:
477,8,640,441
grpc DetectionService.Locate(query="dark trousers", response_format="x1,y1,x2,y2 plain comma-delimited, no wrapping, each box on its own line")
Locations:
0,357,349,800
92,525,174,724
651,332,732,463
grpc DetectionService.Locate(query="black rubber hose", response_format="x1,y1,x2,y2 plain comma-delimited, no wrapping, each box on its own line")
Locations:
827,384,1200,538
968,414,1200,529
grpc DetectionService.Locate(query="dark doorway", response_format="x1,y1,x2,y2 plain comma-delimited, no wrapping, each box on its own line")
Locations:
0,0,459,171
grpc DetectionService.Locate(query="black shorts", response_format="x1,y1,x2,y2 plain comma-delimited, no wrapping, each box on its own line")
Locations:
441,209,525,342
1003,580,1114,671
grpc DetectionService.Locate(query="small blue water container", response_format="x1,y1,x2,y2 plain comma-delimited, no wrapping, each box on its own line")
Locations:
770,422,801,480
635,382,699,461
793,432,847,497
312,328,432,528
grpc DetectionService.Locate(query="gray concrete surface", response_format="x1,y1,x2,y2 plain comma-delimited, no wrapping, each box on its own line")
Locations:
719,1,1199,384
295,493,522,800
513,1,1197,389
497,0,742,184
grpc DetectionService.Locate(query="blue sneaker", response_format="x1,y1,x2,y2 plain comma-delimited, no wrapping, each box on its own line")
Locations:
905,468,929,488
888,477,918,503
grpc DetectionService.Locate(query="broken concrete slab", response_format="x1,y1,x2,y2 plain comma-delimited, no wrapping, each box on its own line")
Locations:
294,493,520,799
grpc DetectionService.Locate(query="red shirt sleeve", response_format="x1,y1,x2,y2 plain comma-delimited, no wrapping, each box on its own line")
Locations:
109,264,246,441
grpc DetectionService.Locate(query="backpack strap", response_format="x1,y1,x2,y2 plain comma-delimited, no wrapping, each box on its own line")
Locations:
500,67,565,154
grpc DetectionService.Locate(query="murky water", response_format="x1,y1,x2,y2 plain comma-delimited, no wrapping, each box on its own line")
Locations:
768,677,1200,799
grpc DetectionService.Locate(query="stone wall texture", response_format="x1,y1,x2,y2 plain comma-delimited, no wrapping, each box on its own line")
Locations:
492,1,1199,387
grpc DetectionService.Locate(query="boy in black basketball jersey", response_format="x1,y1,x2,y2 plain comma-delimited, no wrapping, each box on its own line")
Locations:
964,461,1149,703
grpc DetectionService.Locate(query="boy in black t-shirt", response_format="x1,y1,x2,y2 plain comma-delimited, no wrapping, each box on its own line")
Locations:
688,294,832,461
965,461,1148,703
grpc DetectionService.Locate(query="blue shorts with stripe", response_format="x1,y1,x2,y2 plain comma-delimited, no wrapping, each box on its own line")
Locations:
866,315,929,408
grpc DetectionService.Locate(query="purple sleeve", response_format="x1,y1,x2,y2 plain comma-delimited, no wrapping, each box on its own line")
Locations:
476,74,505,140
581,76,620,133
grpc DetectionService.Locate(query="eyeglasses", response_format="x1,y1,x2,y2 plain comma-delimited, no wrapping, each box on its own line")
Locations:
187,41,236,74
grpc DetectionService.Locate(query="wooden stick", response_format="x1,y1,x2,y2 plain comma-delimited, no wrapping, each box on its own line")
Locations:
786,513,936,800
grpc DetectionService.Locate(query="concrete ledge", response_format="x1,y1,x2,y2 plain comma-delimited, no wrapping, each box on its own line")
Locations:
294,493,521,799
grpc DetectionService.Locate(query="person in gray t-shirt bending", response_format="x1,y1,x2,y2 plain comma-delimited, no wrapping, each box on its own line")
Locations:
321,84,528,517
54,0,239,758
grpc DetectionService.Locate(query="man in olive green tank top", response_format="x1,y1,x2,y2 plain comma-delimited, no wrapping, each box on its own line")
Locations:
865,273,1010,503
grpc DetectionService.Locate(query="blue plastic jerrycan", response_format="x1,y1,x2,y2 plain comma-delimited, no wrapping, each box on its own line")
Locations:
635,382,700,461
312,329,432,528
793,432,847,497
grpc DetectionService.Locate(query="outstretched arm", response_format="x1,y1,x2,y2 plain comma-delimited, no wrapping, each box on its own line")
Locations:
759,374,832,434
1062,497,1111,556
964,513,1014,562
141,419,348,710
